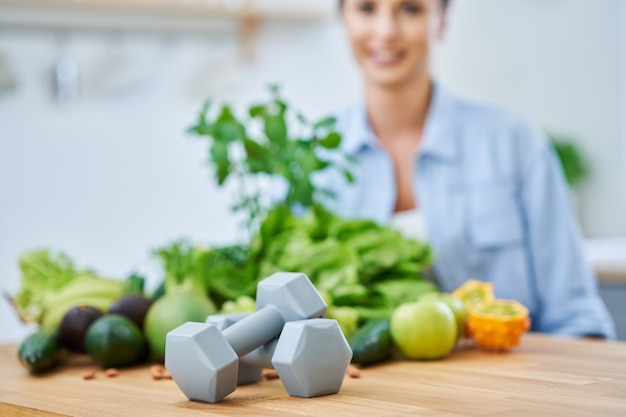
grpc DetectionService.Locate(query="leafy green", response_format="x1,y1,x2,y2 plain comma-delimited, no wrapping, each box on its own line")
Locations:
11,249,134,326
188,86,354,237
154,239,212,295
204,244,257,307
12,249,85,322
248,204,435,321
154,204,434,322
154,240,258,309
124,272,146,295
373,279,438,308
183,86,435,326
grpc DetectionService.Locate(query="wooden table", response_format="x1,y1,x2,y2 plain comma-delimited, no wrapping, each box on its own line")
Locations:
1,334,625,417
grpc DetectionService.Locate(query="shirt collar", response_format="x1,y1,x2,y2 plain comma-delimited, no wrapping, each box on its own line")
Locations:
340,100,378,154
341,80,458,161
420,81,458,161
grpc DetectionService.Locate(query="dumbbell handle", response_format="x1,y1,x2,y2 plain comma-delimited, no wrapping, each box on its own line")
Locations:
206,313,276,372
221,304,285,358
241,338,277,369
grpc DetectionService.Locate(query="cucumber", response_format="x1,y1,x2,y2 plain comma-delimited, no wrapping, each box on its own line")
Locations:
18,329,62,374
349,318,392,365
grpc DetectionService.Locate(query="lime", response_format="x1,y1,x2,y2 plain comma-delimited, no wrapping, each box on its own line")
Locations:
85,314,146,368
144,292,216,361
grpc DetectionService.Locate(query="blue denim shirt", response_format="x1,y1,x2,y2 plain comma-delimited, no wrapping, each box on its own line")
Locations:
316,82,616,339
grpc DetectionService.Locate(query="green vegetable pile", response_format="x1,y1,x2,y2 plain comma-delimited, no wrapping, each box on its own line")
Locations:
11,86,438,373
10,249,137,330
145,203,435,341
248,203,436,336
185,85,436,338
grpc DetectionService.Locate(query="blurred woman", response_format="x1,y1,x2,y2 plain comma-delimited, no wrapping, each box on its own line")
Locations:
319,0,615,338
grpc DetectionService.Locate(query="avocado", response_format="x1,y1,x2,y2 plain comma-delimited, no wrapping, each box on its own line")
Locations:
108,294,153,330
58,305,103,353
85,314,146,368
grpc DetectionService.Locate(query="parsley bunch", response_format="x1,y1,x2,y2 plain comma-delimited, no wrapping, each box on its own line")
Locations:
189,85,354,235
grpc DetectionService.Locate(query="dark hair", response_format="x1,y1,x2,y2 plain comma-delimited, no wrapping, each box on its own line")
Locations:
339,0,450,9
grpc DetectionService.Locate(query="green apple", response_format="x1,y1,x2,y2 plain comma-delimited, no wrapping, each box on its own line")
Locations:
420,292,468,340
390,299,457,360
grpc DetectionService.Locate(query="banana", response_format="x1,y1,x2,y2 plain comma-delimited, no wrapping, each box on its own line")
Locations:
41,295,120,330
39,275,125,330
42,275,124,309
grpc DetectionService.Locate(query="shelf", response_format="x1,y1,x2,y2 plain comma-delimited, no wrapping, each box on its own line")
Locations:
0,0,337,34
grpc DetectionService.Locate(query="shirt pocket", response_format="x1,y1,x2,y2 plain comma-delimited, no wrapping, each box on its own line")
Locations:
468,184,523,249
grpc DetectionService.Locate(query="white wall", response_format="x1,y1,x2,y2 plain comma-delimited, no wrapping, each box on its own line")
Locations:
434,0,626,237
0,21,361,344
1,0,625,344
622,0,626,204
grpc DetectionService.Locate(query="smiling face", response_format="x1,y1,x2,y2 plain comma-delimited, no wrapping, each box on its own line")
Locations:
341,0,446,89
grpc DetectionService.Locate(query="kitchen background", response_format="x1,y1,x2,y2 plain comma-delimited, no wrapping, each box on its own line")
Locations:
1,0,626,343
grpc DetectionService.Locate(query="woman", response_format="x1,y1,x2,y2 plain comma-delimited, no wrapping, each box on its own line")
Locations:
319,0,615,338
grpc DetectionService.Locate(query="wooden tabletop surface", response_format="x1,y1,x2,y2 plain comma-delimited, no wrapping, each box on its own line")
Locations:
1,333,626,417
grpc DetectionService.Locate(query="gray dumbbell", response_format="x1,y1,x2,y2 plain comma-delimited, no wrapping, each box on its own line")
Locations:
273,319,352,397
165,272,326,403
207,313,353,397
206,313,264,385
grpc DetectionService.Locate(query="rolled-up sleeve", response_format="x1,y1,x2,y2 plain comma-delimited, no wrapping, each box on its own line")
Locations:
520,125,616,339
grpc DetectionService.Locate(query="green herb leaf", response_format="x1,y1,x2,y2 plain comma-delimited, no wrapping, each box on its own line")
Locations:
188,85,355,236
268,83,280,96
319,131,341,149
342,168,355,183
264,114,288,147
214,106,245,143
313,116,337,130
249,104,266,118
210,141,230,184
